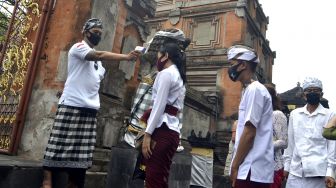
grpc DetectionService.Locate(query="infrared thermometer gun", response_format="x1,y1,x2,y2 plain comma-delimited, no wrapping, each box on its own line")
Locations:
135,46,146,54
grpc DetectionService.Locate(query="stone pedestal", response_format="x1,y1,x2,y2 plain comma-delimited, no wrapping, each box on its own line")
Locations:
106,147,192,188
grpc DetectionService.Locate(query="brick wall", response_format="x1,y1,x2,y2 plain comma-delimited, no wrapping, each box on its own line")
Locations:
40,0,92,90
18,0,93,159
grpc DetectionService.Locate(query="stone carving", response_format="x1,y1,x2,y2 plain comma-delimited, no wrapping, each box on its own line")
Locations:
185,16,221,49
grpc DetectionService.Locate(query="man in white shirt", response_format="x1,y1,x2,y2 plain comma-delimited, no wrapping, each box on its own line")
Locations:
284,77,336,188
228,45,274,188
42,18,140,188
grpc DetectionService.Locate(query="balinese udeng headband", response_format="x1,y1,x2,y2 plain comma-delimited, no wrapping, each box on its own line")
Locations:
144,28,187,53
154,29,186,41
302,77,323,90
227,45,260,63
83,18,103,32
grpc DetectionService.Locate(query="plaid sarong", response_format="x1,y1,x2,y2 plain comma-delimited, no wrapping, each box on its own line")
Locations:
129,82,183,132
129,82,153,132
43,105,97,169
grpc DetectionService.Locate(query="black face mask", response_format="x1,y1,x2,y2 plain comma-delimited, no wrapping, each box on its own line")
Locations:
306,92,321,105
228,62,243,82
87,32,101,46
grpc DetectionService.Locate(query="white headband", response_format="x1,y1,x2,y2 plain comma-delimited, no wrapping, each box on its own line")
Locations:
227,45,260,63
144,29,187,53
302,77,323,90
154,29,186,41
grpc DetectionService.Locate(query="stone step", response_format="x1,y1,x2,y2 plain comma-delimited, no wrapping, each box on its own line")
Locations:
213,175,231,188
89,148,113,172
0,166,43,188
85,171,107,188
106,147,192,188
213,164,225,176
93,148,112,159
89,157,110,172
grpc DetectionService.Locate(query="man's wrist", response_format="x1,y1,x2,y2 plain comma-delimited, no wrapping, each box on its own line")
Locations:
126,54,132,60
231,160,239,169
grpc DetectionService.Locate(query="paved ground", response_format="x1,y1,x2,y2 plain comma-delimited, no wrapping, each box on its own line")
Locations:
0,154,43,188
0,154,41,168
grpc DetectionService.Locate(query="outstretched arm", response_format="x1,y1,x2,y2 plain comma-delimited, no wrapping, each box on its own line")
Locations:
85,50,140,61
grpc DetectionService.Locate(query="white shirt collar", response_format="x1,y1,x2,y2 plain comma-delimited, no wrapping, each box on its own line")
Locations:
298,103,327,116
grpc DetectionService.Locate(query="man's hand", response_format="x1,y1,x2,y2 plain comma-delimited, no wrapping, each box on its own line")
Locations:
325,176,335,188
230,166,238,187
142,133,152,159
127,50,141,60
283,170,289,180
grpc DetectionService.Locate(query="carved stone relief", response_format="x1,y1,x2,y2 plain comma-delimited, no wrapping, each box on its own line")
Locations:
185,16,221,49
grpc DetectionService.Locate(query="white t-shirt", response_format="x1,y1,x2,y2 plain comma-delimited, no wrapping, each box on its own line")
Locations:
232,81,274,183
59,41,106,109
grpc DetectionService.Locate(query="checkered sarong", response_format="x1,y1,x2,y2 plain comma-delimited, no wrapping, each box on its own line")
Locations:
43,105,97,169
128,83,184,132
129,82,153,131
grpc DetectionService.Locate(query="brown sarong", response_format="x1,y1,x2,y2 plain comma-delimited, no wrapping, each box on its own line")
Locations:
143,124,179,188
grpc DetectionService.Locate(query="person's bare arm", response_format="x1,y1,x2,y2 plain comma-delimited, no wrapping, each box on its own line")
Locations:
231,121,256,168
230,121,256,187
85,50,140,61
325,116,336,128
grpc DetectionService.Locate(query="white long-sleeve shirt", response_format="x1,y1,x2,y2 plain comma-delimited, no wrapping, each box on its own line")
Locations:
145,65,185,135
283,104,336,178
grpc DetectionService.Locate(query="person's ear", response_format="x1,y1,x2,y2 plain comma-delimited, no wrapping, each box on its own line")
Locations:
238,61,247,71
321,92,324,97
162,52,169,61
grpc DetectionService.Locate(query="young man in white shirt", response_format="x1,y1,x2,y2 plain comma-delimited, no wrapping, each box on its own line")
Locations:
283,77,336,188
42,18,140,188
228,45,274,188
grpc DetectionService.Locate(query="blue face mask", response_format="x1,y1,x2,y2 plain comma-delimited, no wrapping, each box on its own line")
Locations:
228,62,243,82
